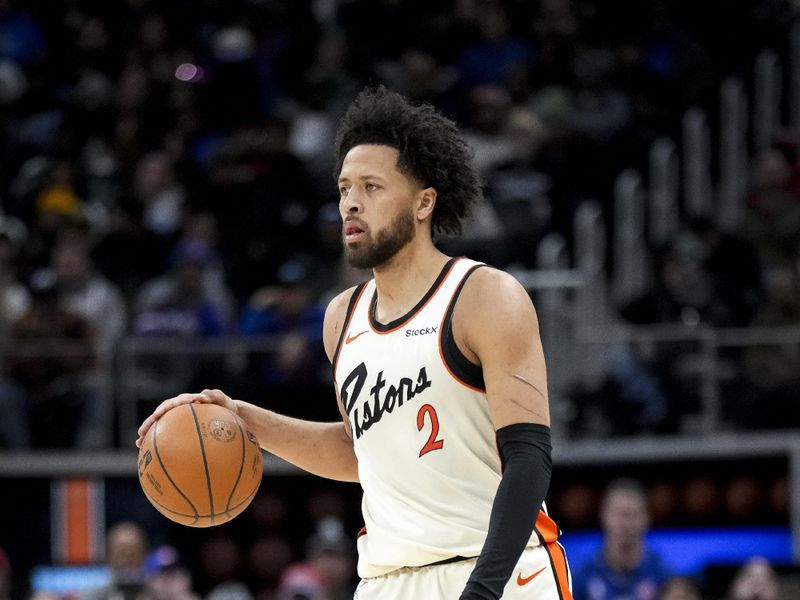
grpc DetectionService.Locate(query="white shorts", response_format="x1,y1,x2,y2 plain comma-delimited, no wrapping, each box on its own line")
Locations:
354,542,573,600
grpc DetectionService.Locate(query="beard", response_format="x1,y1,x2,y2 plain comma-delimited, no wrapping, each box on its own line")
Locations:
344,209,416,269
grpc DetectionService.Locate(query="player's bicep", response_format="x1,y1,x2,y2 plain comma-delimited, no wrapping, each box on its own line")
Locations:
322,294,347,363
463,271,550,429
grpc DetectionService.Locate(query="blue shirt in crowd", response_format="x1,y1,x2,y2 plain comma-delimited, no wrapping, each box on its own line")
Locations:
571,548,671,600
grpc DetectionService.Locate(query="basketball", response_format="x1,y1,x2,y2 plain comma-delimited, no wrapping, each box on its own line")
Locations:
137,402,263,527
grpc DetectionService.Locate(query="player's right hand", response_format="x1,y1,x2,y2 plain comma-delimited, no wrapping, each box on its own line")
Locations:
135,389,238,448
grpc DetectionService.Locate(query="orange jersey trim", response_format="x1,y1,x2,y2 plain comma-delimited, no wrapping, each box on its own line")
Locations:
544,541,573,600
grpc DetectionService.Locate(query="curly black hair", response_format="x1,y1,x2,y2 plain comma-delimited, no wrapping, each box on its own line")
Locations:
333,85,483,236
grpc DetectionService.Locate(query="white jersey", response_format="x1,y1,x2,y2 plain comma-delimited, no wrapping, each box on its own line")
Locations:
332,257,559,579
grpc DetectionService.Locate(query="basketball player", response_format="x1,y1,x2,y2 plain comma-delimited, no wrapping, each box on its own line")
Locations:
137,86,572,600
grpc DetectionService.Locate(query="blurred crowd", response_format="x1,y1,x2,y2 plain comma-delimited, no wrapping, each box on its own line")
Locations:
1,477,795,600
3,486,361,600
1,3,799,600
0,0,799,445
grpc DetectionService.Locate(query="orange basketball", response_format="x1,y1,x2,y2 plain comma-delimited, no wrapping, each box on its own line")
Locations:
137,403,263,527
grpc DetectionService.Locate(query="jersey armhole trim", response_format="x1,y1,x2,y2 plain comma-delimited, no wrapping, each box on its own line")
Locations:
438,264,486,392
332,282,368,380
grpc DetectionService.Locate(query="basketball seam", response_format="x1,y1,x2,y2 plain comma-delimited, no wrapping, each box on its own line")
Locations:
141,481,260,520
225,418,247,514
189,404,216,525
151,418,200,524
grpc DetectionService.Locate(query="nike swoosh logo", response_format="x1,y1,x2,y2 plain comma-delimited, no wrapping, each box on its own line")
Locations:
345,330,369,344
517,567,547,586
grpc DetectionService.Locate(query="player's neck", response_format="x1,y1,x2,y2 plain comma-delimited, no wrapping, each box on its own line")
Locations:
371,238,450,323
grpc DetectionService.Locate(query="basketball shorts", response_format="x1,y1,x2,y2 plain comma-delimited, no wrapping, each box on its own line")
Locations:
353,542,572,600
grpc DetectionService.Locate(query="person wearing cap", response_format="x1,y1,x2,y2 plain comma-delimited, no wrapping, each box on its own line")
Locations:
141,546,199,600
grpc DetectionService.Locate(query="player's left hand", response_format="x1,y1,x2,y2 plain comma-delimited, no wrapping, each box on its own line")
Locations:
135,389,237,448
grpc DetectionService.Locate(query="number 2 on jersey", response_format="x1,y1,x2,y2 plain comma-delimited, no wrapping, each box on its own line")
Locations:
416,404,444,457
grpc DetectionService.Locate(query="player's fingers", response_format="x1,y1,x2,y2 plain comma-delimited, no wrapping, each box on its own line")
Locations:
137,393,203,438
199,389,237,413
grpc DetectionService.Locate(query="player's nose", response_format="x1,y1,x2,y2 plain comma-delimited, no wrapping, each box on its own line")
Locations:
340,188,363,215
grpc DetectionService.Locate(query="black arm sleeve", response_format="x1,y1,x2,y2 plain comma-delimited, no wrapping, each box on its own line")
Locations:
459,423,552,600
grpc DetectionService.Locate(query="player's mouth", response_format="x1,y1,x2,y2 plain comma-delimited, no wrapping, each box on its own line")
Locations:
344,221,367,243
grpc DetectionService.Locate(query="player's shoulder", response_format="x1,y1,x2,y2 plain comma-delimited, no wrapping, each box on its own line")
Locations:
322,284,364,360
325,284,362,319
460,264,531,309
455,263,537,343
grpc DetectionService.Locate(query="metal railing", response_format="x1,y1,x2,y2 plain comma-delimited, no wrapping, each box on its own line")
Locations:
5,281,799,446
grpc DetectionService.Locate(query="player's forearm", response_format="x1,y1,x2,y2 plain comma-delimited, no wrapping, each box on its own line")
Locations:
234,400,359,482
461,423,552,599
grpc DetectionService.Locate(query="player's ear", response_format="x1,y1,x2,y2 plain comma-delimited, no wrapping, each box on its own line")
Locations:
416,187,437,222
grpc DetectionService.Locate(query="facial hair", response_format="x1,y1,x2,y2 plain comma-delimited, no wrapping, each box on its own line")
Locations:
344,209,416,269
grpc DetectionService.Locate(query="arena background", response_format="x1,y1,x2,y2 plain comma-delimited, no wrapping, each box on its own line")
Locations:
0,1,799,599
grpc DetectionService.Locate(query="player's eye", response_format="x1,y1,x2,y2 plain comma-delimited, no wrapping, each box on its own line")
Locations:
339,186,349,196
366,183,379,191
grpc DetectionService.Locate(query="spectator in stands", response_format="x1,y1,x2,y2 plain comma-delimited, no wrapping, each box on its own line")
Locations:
143,546,200,600
744,146,800,269
203,116,323,299
462,84,516,176
80,521,149,600
239,256,329,415
0,0,45,66
570,46,633,147
455,2,535,93
726,556,780,600
687,216,763,327
247,534,294,599
27,162,86,272
739,263,800,429
302,517,357,600
2,270,96,447
484,106,552,267
289,30,360,192
657,576,701,600
91,194,169,298
50,234,127,350
0,224,31,448
133,239,230,337
197,535,252,600
374,48,456,108
615,229,748,432
169,213,236,326
0,216,29,339
572,479,671,600
276,564,328,600
622,230,722,326
130,238,234,409
133,150,186,240
31,233,126,447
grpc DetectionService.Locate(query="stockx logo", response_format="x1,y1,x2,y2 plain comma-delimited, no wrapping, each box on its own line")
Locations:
405,326,438,337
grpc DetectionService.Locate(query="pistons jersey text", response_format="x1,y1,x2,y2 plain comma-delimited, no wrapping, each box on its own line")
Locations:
332,257,561,579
